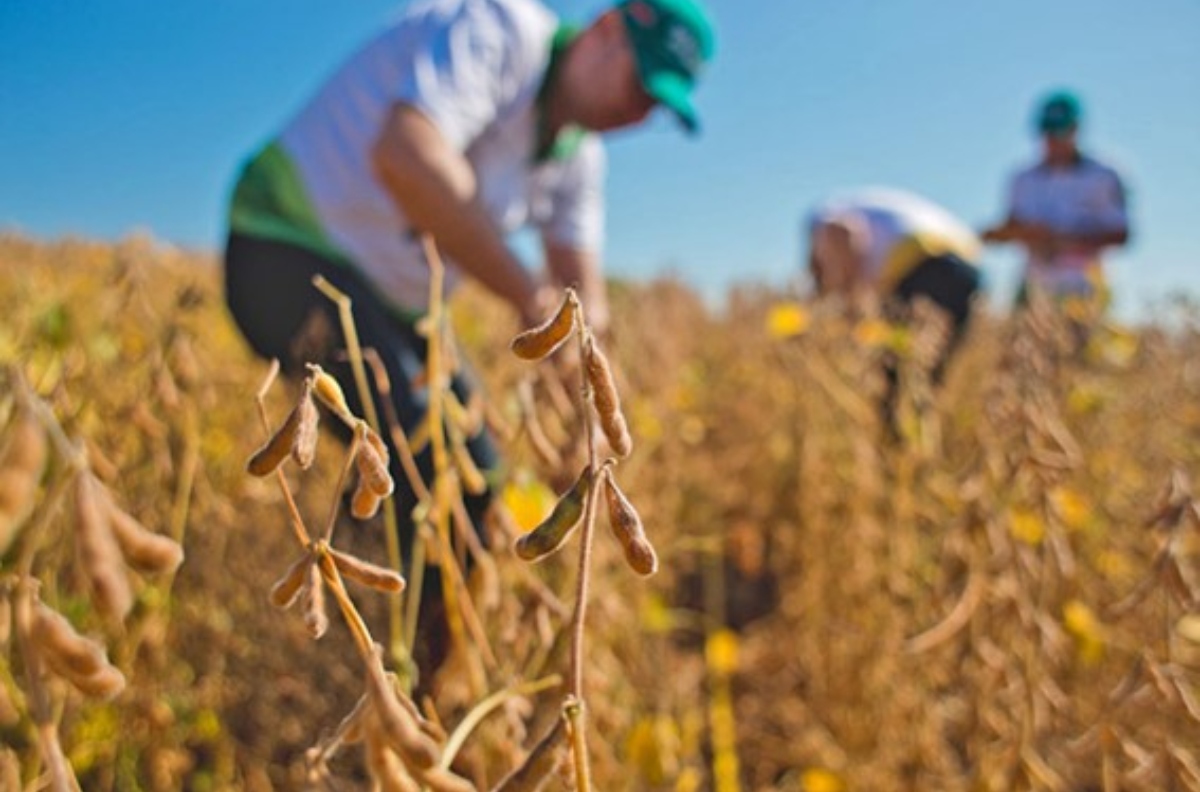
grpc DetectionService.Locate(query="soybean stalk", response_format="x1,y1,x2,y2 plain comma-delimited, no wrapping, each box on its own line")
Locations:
418,235,484,696
312,276,409,668
563,324,606,792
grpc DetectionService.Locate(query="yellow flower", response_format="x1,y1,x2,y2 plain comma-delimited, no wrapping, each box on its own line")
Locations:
1063,599,1105,665
627,718,665,784
500,473,557,533
630,398,664,445
766,302,811,339
1009,507,1045,546
1050,487,1091,532
626,714,682,785
853,318,892,348
1066,384,1105,415
801,768,846,792
68,704,120,772
640,592,676,634
1061,294,1094,323
1096,329,1139,369
675,767,703,792
706,628,740,675
1095,549,1136,586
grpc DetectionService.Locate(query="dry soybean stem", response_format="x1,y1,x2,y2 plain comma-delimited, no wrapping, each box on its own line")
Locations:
403,521,429,654
320,430,362,543
567,466,601,700
311,277,380,434
568,326,601,700
12,580,51,732
15,458,77,581
312,276,408,664
316,548,376,661
438,674,562,771
13,579,81,791
14,369,86,475
564,696,592,792
419,235,473,689
561,324,605,792
169,401,201,546
309,693,370,770
361,348,431,502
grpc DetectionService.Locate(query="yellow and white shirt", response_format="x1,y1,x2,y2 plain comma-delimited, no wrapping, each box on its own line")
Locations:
809,187,981,294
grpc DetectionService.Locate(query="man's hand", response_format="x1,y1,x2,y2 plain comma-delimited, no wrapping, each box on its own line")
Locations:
544,241,609,340
983,220,1053,243
517,284,564,333
1016,222,1055,246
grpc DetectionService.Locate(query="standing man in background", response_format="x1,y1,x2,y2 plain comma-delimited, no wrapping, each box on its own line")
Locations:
982,90,1131,307
222,0,715,682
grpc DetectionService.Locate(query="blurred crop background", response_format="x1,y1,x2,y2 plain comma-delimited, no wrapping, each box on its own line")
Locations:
2,233,1199,790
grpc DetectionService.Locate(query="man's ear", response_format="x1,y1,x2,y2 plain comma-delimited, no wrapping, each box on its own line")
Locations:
597,8,627,43
815,220,856,261
827,214,870,258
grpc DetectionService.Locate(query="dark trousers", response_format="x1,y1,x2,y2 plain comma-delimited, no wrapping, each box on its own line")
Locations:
225,233,498,683
881,253,981,428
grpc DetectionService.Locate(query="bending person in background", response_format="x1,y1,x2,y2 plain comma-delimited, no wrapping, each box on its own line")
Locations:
982,90,1130,308
807,187,983,430
222,0,715,683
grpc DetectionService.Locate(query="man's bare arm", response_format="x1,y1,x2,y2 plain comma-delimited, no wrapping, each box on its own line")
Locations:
1059,228,1129,250
982,217,1128,251
372,104,541,323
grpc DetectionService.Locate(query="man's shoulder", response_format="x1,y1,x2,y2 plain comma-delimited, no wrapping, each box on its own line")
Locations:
471,0,559,82
1077,153,1127,185
392,0,557,50
469,0,558,44
1010,158,1047,183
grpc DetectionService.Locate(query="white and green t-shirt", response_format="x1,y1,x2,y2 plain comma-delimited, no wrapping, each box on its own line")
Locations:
229,0,605,314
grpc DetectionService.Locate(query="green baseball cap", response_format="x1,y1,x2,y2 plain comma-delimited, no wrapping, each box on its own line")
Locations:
618,0,715,134
1037,90,1082,135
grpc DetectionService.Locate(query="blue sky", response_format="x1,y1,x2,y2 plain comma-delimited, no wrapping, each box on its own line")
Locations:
2,1,1197,320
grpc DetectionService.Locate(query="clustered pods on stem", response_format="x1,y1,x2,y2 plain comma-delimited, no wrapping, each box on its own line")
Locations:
29,595,126,700
2,368,186,792
247,377,320,477
506,287,659,791
250,368,386,656
507,289,655,574
73,471,185,623
248,359,487,791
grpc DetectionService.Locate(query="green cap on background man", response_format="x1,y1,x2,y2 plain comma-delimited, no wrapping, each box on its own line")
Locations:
619,0,715,133
1037,90,1082,136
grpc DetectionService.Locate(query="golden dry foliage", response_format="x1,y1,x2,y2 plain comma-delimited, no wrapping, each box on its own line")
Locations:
3,234,1200,791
